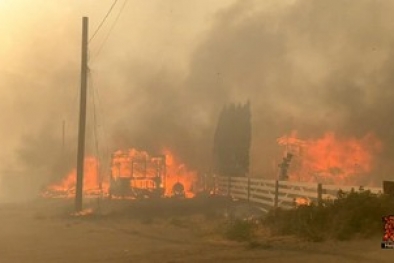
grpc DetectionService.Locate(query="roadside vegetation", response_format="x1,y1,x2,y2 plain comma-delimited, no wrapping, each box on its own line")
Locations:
57,192,393,245
263,190,393,242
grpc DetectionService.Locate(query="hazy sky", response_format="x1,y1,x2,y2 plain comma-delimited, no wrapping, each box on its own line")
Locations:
0,0,236,160
0,0,243,198
1,0,393,200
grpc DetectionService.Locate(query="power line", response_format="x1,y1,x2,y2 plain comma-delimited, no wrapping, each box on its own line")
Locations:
91,0,128,62
88,69,106,213
88,67,111,194
87,69,101,190
89,0,119,43
93,74,111,184
93,74,111,165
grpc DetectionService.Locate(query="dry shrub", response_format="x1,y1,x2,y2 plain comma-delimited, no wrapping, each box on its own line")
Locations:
264,190,393,241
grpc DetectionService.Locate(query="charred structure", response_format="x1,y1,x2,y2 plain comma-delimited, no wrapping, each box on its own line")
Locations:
109,150,167,199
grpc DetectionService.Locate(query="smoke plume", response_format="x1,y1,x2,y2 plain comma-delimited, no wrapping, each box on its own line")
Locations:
3,0,394,200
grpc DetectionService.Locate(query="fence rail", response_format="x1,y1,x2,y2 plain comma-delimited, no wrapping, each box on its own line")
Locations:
217,176,383,212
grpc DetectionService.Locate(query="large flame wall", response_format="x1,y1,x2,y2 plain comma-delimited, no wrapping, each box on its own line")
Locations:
277,131,383,185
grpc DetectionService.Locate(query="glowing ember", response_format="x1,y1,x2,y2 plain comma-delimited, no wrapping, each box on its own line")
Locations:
294,197,311,206
71,208,94,217
277,131,382,185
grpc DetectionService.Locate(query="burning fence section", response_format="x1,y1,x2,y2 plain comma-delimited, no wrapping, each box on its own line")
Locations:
277,131,383,185
42,148,199,199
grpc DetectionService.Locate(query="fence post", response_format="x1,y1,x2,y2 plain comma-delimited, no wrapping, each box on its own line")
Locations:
317,183,323,207
213,175,216,195
227,176,231,197
274,180,279,212
247,177,251,203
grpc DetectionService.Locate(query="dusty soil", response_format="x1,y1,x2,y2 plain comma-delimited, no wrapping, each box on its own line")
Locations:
0,197,391,263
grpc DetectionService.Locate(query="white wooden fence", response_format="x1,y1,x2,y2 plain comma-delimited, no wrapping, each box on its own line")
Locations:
217,176,383,213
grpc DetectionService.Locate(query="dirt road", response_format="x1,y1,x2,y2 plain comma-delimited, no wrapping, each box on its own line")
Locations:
0,199,391,263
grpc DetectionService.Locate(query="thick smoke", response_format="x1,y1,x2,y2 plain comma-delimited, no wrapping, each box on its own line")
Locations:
3,0,394,200
109,0,394,180
180,0,394,180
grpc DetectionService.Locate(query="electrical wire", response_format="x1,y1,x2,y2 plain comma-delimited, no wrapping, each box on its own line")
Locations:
88,69,102,198
91,0,128,62
93,74,111,176
89,0,119,43
84,0,129,201
88,67,112,199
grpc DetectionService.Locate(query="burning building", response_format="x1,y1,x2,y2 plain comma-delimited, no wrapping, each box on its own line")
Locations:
109,149,167,198
109,148,199,198
42,148,199,199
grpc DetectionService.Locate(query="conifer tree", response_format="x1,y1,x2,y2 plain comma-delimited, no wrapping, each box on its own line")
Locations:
213,101,251,176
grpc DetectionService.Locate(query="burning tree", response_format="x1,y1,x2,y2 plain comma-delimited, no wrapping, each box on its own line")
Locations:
213,101,251,177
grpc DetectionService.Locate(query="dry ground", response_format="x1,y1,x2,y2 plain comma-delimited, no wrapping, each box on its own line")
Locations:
0,197,391,263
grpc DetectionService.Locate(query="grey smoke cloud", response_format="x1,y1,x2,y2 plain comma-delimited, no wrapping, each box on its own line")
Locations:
179,0,394,180
2,0,394,200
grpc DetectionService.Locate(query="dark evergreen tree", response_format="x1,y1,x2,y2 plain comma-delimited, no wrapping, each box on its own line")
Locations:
213,101,251,176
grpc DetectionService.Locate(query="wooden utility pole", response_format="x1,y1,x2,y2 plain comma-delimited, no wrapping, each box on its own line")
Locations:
75,17,89,212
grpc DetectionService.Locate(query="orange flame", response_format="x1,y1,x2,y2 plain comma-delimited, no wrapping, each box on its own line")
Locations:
162,149,198,198
110,148,198,198
42,148,198,198
42,157,108,198
294,197,311,206
277,131,382,185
